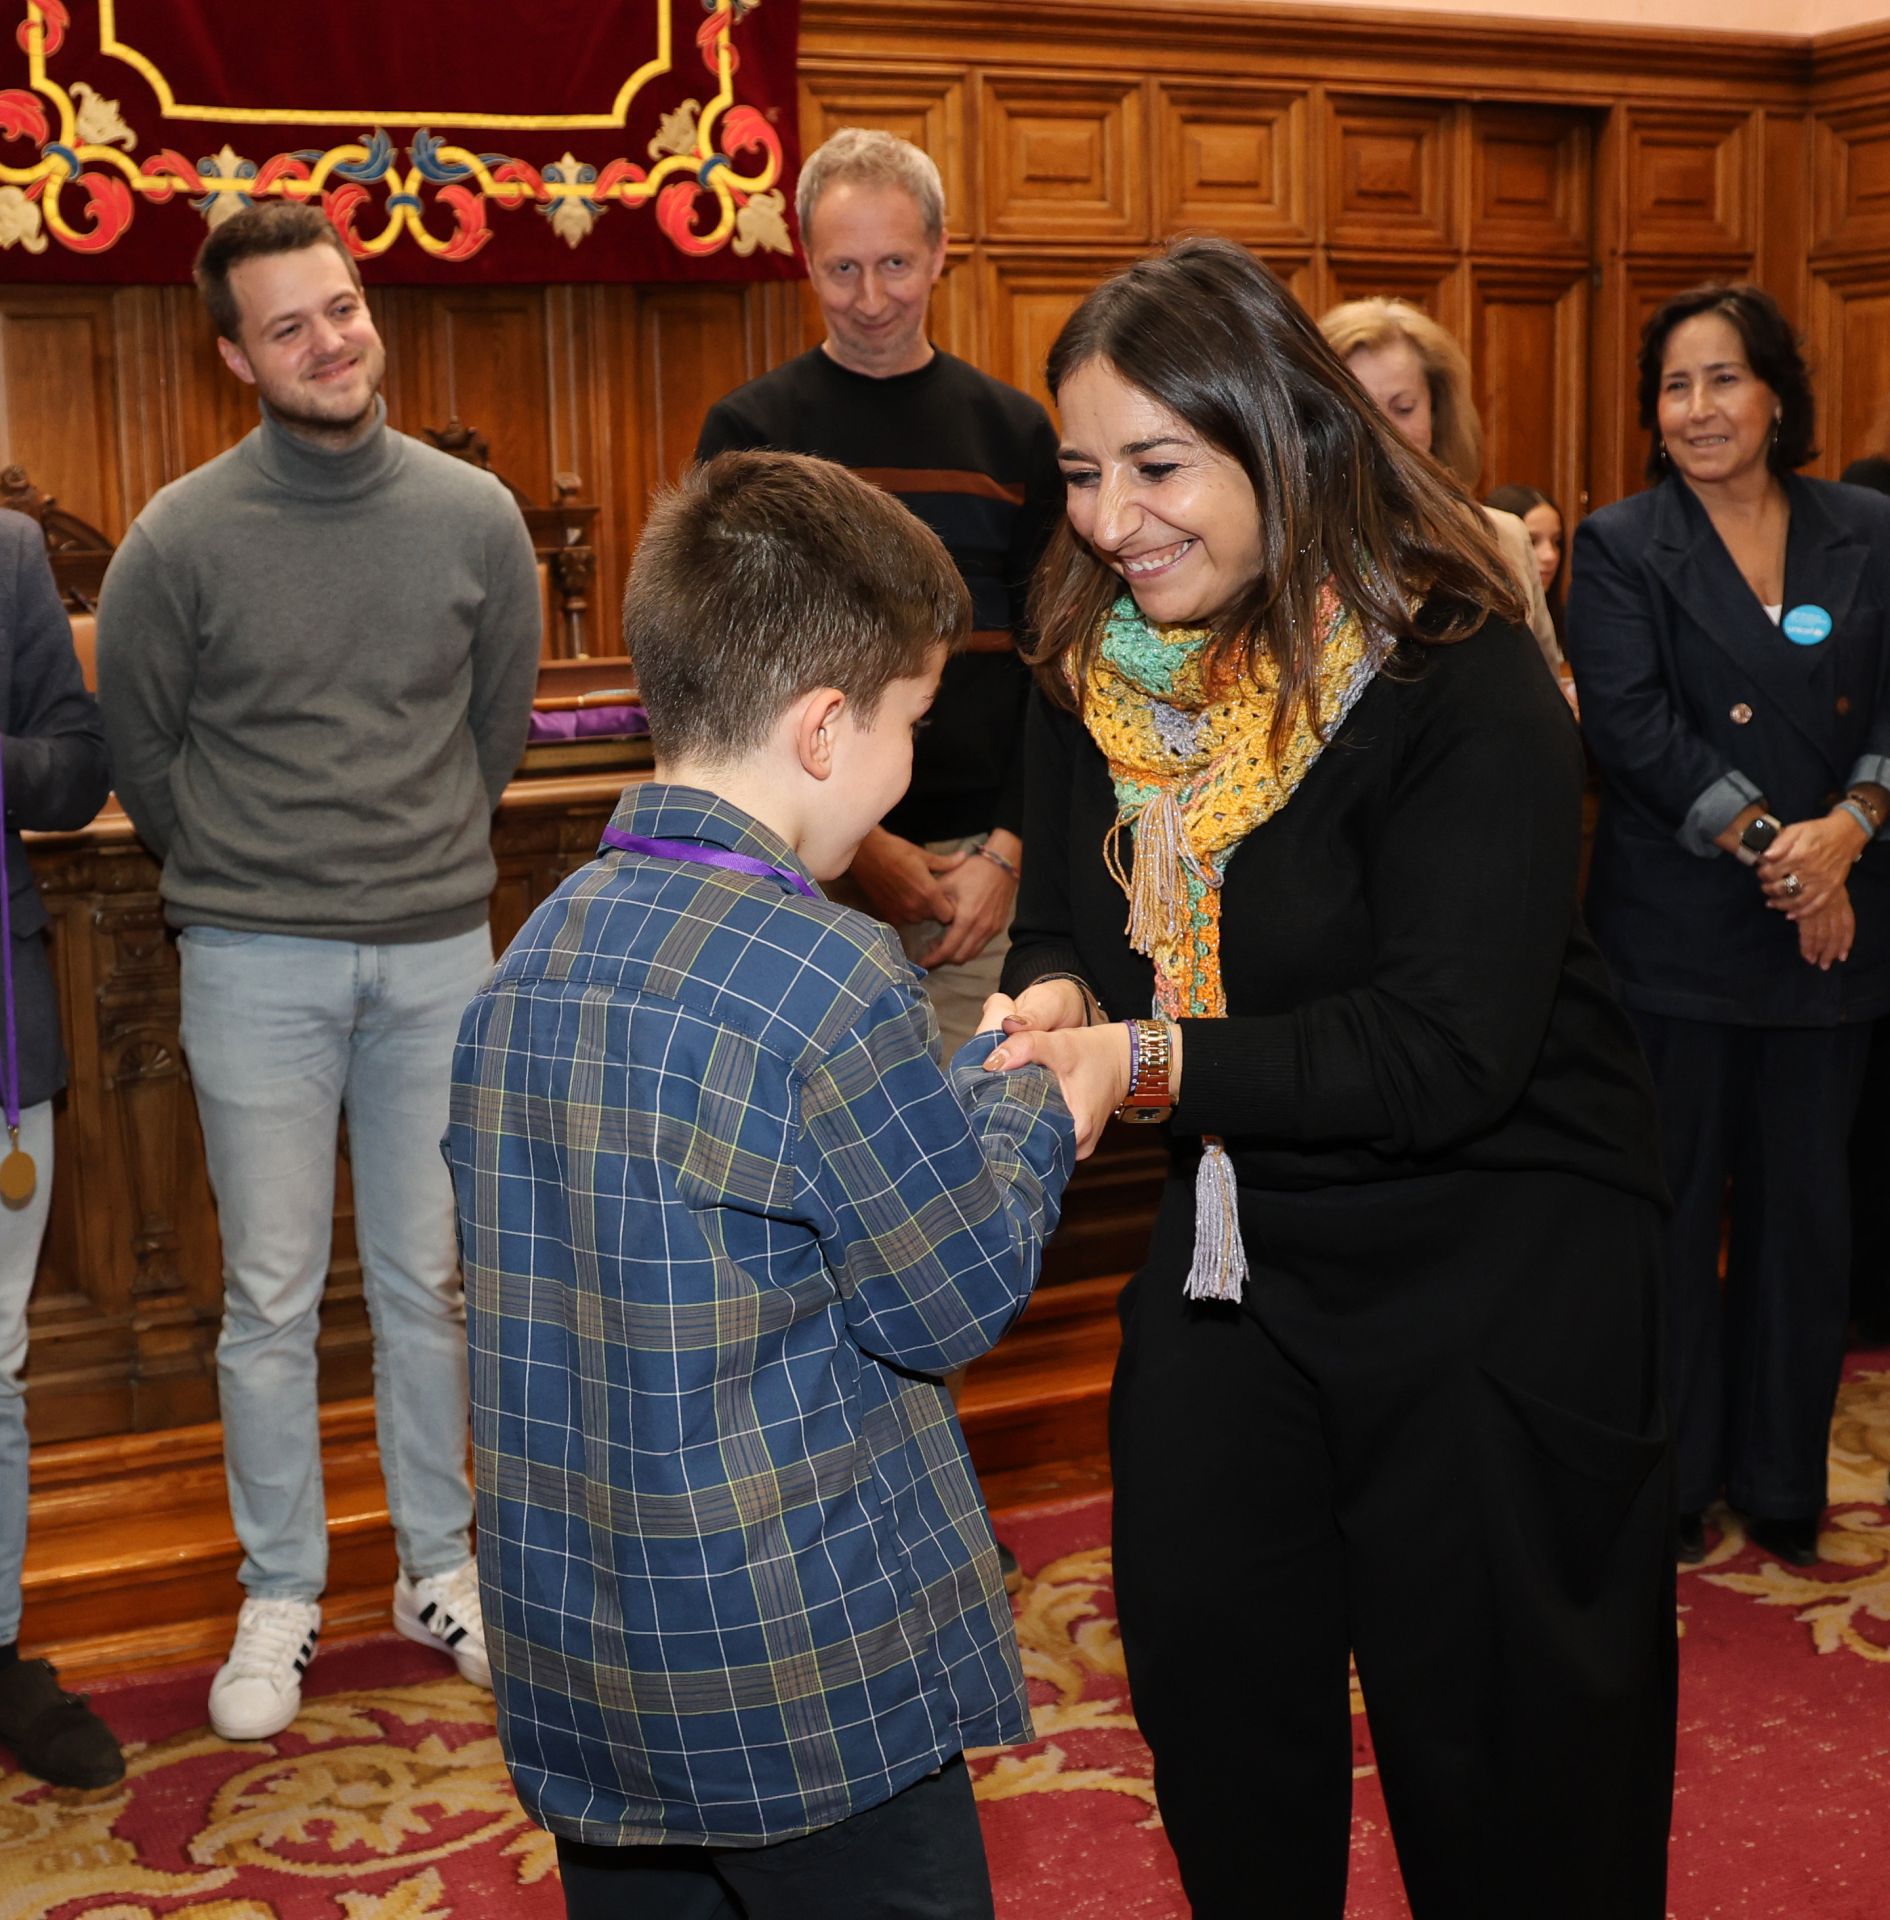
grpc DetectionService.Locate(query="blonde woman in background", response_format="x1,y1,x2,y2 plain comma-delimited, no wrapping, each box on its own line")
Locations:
1320,298,1568,693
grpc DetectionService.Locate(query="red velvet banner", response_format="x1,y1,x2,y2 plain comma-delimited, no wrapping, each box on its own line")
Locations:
0,1,802,281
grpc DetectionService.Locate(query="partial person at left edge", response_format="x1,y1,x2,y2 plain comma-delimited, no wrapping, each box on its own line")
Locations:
0,511,119,1789
94,203,542,1744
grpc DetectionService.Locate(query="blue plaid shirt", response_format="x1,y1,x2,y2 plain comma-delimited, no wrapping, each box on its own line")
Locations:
445,784,1075,1847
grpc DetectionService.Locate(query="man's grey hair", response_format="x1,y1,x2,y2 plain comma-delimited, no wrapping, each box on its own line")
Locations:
796,128,946,248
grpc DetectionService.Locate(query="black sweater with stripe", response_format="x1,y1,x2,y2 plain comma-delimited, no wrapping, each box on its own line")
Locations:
696,347,1063,843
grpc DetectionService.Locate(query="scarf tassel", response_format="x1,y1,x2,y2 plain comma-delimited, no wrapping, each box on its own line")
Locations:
1184,1137,1249,1303
1123,787,1211,959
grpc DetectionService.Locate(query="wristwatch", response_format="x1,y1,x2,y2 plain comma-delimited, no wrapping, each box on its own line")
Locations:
1735,811,1782,867
1116,1019,1175,1125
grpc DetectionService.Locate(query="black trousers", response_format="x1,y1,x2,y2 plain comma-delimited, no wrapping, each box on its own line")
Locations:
1848,1018,1890,1337
553,1757,993,1920
1631,1013,1871,1517
1111,1170,1675,1920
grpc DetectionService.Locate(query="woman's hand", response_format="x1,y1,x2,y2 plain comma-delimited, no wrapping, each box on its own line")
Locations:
1759,813,1868,919
983,1022,1132,1159
1002,977,1094,1033
1795,885,1855,970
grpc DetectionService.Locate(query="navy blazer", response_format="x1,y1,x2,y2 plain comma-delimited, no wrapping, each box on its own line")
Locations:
1569,472,1890,1026
1,510,112,1107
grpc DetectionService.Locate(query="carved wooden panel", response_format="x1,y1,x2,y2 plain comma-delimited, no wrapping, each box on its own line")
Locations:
981,75,1149,242
386,290,556,504
1321,257,1464,339
1620,108,1753,256
982,253,1146,415
1815,104,1890,255
1469,264,1589,508
1155,84,1310,247
799,65,972,235
0,291,129,542
1468,107,1592,258
1809,267,1890,473
1326,96,1455,254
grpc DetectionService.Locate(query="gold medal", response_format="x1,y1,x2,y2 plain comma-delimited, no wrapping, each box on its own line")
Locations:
0,1146,35,1205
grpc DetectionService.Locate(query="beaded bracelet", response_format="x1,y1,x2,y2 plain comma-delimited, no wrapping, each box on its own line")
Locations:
1846,787,1885,831
974,840,1020,879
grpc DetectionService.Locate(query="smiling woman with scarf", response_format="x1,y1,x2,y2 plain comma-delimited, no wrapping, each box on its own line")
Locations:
986,239,1676,1919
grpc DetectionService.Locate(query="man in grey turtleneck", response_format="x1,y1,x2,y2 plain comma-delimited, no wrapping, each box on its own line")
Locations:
96,204,539,1743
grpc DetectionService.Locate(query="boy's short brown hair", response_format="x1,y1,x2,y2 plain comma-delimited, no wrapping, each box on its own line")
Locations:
626,451,970,764
194,202,363,343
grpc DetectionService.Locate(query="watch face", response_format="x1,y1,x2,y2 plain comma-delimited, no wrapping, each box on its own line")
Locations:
1743,816,1778,853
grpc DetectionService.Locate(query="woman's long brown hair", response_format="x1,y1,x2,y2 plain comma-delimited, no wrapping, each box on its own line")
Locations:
1028,238,1528,759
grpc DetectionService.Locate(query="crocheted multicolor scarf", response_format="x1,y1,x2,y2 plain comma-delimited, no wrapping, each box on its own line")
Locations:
1076,585,1389,1300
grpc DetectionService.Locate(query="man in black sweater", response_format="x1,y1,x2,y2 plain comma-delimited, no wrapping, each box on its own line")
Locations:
695,129,1062,1055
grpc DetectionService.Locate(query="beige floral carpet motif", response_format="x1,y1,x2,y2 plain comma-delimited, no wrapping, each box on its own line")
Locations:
6,1353,1890,1918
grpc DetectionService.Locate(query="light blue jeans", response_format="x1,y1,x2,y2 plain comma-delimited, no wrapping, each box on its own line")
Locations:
0,1101,54,1646
179,926,492,1600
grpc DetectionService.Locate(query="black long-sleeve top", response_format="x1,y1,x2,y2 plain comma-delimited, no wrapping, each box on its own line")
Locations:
696,347,1063,844
1003,614,1665,1203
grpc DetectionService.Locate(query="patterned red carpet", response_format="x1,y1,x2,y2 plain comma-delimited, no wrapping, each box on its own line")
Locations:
6,1353,1890,1919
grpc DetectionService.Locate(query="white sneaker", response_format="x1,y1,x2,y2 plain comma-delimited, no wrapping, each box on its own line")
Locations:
393,1559,491,1689
208,1596,322,1741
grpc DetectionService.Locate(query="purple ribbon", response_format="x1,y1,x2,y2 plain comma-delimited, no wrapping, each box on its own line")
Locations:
527,704,649,746
600,826,817,899
0,738,18,1138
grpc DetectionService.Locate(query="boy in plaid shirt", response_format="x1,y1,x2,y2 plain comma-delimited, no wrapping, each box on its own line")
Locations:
444,450,1075,1919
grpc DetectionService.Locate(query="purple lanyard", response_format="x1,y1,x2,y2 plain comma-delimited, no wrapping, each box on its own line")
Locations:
600,826,817,899
0,737,18,1143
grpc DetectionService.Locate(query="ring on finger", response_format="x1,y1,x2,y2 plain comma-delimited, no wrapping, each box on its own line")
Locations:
1782,872,1803,898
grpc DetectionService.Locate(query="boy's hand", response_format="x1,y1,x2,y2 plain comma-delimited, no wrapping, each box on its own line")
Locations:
983,1022,1132,1159
850,826,961,926
1003,978,1091,1032
975,992,1019,1033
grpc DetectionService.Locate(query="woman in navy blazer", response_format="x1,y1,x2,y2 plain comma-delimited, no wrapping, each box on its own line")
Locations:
1569,284,1890,1569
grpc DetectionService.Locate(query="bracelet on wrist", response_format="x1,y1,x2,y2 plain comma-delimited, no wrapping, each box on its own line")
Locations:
1845,788,1885,831
1115,1017,1175,1124
1026,970,1103,1027
1837,799,1877,851
973,841,1020,879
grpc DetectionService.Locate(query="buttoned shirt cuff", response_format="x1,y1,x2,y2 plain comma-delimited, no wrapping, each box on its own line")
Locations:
1681,769,1763,859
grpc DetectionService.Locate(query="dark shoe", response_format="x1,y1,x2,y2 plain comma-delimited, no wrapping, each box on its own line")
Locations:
1745,1513,1821,1568
0,1658,126,1788
997,1541,1022,1595
1675,1511,1707,1563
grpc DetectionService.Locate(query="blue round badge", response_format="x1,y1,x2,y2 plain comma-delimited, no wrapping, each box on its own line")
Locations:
1782,604,1833,646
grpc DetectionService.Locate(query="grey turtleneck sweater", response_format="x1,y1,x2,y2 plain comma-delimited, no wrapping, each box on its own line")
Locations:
96,400,541,942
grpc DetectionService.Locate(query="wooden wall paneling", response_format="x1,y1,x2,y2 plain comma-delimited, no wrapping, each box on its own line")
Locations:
1808,265,1890,471
1619,107,1755,257
0,291,128,542
981,251,1147,415
1325,96,1457,256
1154,83,1311,249
1758,113,1812,355
797,64,973,234
980,74,1151,242
1470,264,1590,507
1321,255,1465,338
1814,100,1890,255
1467,107,1591,259
155,285,254,485
406,290,557,503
